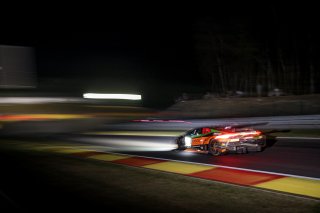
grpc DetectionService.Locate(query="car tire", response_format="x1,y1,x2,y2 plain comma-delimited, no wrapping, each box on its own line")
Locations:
256,146,262,152
208,140,222,156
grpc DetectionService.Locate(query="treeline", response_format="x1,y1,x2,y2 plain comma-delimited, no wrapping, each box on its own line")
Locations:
193,8,319,96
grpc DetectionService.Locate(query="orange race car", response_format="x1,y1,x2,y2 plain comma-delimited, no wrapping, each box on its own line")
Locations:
176,124,267,156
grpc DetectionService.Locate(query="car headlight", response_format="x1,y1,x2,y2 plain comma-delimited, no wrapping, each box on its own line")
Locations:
184,136,192,147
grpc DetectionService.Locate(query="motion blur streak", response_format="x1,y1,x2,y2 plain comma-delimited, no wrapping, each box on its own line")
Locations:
0,114,91,121
83,131,183,137
0,97,83,104
71,136,178,151
132,119,192,124
83,93,142,100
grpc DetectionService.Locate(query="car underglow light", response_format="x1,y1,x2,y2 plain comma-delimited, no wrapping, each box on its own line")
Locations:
83,93,142,100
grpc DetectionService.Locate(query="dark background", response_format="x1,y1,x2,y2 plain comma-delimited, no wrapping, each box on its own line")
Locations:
1,3,319,108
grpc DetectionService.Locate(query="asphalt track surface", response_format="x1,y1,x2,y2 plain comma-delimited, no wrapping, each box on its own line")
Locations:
65,134,320,179
1,115,319,179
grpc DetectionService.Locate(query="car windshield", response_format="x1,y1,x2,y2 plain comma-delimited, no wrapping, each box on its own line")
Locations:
186,127,220,136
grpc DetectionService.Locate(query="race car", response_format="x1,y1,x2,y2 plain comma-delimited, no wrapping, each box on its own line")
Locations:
176,124,267,156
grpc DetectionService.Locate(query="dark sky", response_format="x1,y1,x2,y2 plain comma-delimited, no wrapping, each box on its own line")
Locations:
1,11,201,106
1,4,318,107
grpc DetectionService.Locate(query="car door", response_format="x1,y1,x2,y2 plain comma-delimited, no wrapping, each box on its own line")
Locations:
199,128,211,145
191,128,202,146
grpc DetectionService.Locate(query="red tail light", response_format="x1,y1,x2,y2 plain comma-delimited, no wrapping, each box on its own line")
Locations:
255,131,261,135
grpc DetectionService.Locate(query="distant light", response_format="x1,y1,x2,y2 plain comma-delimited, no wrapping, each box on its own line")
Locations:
83,93,142,100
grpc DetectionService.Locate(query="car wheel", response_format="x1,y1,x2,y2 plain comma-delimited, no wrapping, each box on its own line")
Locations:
208,140,222,156
256,145,262,152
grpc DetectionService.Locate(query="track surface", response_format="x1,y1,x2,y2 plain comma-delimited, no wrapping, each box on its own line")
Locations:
2,115,319,178
65,135,320,178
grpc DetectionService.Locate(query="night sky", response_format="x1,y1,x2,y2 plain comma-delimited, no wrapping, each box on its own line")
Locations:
1,4,318,107
1,10,200,107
